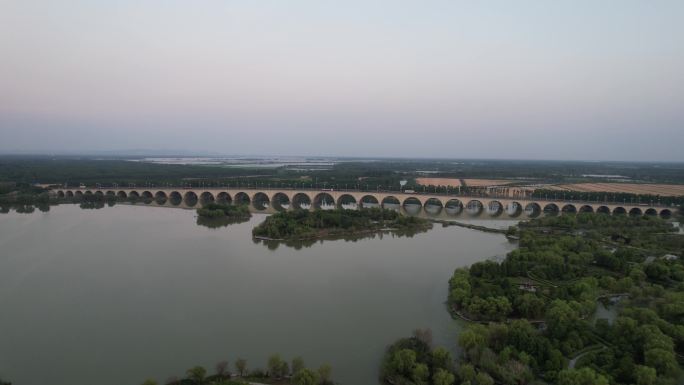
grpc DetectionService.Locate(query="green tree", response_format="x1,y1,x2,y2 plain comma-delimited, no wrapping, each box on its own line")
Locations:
644,348,678,377
431,347,454,372
268,354,284,378
634,365,657,385
557,368,609,385
474,372,494,385
185,366,206,385
433,368,455,385
292,368,319,385
390,349,417,375
234,358,247,376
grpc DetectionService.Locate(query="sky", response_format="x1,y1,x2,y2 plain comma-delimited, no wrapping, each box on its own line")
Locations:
1,1,683,161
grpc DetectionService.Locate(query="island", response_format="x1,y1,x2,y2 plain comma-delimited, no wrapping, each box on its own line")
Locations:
196,203,252,228
252,208,432,241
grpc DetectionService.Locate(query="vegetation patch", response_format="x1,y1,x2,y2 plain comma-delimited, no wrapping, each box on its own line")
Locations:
439,213,683,384
251,208,432,241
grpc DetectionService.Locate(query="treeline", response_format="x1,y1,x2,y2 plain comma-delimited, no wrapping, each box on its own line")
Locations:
141,355,333,385
252,208,431,240
442,214,684,384
531,188,684,207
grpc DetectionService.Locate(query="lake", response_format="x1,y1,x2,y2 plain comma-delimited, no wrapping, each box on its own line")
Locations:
0,204,516,385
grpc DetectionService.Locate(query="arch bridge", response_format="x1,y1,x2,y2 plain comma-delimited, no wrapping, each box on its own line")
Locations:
52,187,674,218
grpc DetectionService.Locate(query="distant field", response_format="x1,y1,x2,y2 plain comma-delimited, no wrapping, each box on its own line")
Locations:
463,179,515,187
551,183,684,196
415,177,462,187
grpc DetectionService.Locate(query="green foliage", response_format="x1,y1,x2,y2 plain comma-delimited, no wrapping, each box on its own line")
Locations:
292,368,319,385
381,332,457,385
252,208,430,240
186,366,207,385
557,368,609,385
197,203,250,219
450,214,684,384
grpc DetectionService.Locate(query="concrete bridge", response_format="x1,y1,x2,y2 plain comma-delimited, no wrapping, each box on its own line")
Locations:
52,187,675,218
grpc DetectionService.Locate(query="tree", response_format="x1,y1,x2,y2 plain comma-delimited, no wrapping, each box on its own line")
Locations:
433,368,455,385
431,347,454,372
634,365,657,385
644,348,678,377
412,363,429,385
235,358,247,376
557,368,609,385
268,354,285,378
215,360,229,377
185,366,206,385
318,364,332,384
474,372,494,385
292,356,305,375
390,349,417,375
292,368,319,385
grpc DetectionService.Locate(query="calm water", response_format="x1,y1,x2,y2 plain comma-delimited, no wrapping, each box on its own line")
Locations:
0,205,515,385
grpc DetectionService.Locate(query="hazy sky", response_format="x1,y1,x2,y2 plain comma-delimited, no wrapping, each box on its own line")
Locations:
1,1,683,161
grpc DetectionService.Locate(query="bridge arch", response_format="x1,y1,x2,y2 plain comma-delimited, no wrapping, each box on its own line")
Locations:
613,207,627,215
234,192,251,206
424,198,443,215
141,191,154,202
272,192,291,211
445,199,464,216
168,191,182,206
360,195,379,209
660,209,672,218
629,207,642,216
465,200,483,216
597,206,610,215
216,192,232,204
579,205,593,214
381,196,401,210
292,193,312,210
199,192,215,206
313,192,335,210
94,191,104,197
116,191,127,200
543,203,559,216
486,201,503,217
84,190,93,196
645,208,658,216
337,194,357,209
57,190,65,198
403,197,423,215
105,190,116,198
561,204,577,215
155,191,167,204
183,191,198,206
66,191,74,198
524,202,541,218
252,192,270,210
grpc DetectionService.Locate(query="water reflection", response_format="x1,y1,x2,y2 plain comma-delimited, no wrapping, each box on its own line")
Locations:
253,226,430,250
196,215,251,229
